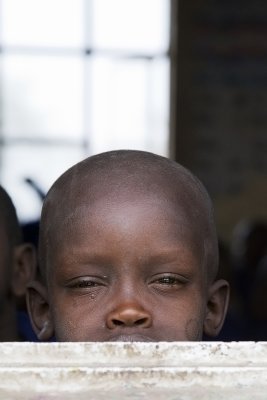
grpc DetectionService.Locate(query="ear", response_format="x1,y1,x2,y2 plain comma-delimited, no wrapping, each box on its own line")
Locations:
11,243,37,302
204,279,230,338
26,281,54,341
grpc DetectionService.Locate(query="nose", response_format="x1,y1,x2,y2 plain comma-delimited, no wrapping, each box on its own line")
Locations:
106,302,152,329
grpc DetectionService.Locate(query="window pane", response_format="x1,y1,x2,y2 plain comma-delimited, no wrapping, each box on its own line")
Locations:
91,0,170,53
1,0,84,48
0,0,171,223
88,56,169,156
1,144,84,221
2,55,83,140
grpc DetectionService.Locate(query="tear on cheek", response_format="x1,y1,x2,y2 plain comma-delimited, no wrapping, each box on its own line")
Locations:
185,318,203,340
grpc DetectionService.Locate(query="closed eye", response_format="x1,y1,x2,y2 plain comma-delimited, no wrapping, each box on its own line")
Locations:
149,273,189,292
156,276,181,285
73,280,100,288
65,276,107,291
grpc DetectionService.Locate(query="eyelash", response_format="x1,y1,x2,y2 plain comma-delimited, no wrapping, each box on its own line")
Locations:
74,280,99,288
67,278,104,290
155,276,182,285
67,274,188,291
150,273,189,287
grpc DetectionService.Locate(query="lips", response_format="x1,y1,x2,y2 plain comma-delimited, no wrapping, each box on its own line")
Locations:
107,333,156,342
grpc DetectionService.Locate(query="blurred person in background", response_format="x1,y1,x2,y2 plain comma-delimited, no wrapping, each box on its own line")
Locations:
231,219,267,310
0,185,37,341
230,219,267,340
246,254,267,340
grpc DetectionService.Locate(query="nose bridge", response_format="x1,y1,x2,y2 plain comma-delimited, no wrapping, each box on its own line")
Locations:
112,265,142,301
106,278,152,329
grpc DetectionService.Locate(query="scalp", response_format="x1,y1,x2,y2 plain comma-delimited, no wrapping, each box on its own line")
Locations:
39,150,219,283
0,185,22,247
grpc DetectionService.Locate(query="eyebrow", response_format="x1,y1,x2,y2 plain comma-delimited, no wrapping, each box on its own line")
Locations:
140,247,194,262
60,244,197,265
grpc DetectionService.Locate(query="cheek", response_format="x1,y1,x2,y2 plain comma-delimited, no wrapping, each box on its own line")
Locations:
185,316,205,340
50,294,104,341
51,298,83,341
159,291,206,341
185,299,207,340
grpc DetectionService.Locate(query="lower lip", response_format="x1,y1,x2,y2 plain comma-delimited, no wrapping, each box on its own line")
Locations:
107,334,156,342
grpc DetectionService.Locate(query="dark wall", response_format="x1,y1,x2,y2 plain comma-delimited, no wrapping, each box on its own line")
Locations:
174,0,267,240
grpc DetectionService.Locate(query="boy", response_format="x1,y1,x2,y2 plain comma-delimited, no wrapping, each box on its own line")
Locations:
27,150,229,341
0,186,36,341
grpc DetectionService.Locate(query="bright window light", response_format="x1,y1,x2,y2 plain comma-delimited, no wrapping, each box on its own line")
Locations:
0,0,170,221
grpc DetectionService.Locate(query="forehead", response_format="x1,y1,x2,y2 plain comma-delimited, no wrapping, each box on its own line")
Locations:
58,192,199,239
46,189,207,274
46,159,208,232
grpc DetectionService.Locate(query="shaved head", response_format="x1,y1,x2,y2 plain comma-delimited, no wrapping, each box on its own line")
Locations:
39,150,218,283
0,186,22,247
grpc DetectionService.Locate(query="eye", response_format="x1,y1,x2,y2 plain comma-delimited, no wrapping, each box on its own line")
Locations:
74,280,100,288
66,276,106,291
156,276,181,285
63,275,108,299
149,273,189,292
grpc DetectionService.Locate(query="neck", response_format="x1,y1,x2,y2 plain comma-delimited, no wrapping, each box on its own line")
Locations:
0,299,20,341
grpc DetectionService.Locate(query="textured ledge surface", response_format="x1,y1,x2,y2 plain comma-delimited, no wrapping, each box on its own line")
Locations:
0,342,266,399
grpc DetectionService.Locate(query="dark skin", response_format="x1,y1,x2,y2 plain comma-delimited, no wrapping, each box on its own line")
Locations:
0,224,18,341
27,150,229,341
0,187,36,341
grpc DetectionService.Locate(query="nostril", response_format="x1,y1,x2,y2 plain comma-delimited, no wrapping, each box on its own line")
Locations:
135,318,147,326
111,316,149,327
112,319,124,326
107,304,152,329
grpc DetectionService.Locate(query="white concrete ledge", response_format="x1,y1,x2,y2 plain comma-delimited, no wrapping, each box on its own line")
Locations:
0,342,267,399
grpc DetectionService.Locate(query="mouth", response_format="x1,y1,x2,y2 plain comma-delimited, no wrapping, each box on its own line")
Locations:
107,333,156,342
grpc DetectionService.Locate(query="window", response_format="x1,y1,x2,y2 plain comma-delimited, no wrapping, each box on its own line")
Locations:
0,0,170,221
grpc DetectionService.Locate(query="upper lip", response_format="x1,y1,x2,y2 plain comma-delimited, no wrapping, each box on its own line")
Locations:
107,333,156,342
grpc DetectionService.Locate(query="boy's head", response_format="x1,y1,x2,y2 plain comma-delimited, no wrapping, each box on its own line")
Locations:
28,150,229,342
0,186,36,341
